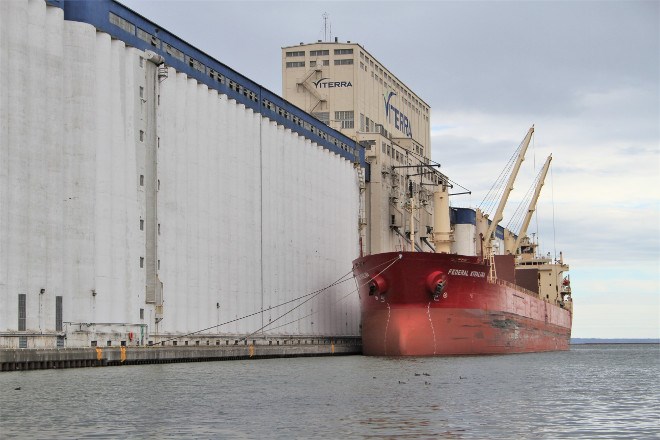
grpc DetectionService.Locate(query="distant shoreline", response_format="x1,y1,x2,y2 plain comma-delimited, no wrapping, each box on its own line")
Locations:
571,339,659,345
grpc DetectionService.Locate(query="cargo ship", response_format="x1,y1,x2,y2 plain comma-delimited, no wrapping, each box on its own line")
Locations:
352,127,573,356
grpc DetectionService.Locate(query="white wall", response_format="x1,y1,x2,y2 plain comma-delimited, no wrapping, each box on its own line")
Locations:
0,0,360,348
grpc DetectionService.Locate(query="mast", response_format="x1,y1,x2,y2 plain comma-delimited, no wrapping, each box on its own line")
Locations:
507,154,552,255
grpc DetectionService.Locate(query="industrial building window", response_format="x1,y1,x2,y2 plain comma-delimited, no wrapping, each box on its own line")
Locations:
335,111,354,129
334,48,353,55
312,112,329,125
285,51,304,57
140,257,144,268
382,142,387,154
140,219,144,231
310,50,329,56
139,130,144,141
322,60,329,66
140,308,144,319
334,59,353,65
310,61,316,67
18,294,26,331
286,61,305,68
140,175,144,186
360,114,365,132
55,296,63,331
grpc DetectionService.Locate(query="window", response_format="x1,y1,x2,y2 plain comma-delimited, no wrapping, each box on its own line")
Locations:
55,296,63,331
322,60,329,66
140,219,144,231
310,49,329,56
286,61,305,68
360,114,365,132
312,112,329,125
18,294,26,331
334,59,353,65
334,48,353,55
335,111,354,129
140,308,144,319
285,51,304,57
309,61,317,67
140,257,144,268
140,175,144,186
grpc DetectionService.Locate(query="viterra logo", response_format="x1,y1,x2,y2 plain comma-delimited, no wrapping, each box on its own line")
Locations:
384,91,413,138
313,77,353,88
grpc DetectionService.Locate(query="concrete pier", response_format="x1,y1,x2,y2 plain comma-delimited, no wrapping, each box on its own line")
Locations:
0,337,362,371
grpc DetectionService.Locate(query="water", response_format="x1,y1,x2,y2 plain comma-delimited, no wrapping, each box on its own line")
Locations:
1,344,658,439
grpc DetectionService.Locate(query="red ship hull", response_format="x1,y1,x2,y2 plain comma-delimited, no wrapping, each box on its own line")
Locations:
353,252,572,356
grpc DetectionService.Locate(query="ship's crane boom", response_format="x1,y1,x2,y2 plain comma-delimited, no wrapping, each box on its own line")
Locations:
484,126,534,243
507,154,552,254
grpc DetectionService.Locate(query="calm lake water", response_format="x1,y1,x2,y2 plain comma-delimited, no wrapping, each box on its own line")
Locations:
1,344,658,439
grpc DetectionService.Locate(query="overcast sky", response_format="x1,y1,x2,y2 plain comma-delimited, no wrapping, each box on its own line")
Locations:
121,0,659,339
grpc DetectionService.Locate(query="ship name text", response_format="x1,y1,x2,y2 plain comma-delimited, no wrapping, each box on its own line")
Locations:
448,269,486,278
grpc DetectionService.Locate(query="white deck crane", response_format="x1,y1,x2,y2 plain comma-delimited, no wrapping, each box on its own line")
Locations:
505,154,553,255
483,126,534,281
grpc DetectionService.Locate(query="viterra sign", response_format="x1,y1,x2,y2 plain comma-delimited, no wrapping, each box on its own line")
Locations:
313,77,353,88
384,91,412,137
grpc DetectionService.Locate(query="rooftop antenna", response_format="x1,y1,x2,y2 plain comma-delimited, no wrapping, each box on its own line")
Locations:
323,12,332,42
